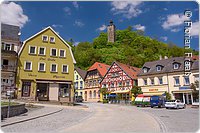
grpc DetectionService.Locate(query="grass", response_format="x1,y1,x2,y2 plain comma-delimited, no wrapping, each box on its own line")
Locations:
1,101,19,106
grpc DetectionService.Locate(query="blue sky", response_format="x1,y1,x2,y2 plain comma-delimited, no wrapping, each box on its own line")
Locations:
2,1,199,50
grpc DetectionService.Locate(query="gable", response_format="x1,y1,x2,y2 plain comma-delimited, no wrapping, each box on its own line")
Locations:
18,26,76,64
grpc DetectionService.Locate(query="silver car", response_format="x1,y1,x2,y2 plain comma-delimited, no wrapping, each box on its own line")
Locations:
165,100,186,109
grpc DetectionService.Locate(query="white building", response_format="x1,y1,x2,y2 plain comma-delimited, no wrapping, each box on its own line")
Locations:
138,56,199,105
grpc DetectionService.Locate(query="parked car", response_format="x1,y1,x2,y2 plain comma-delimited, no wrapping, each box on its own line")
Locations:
150,95,166,108
165,100,186,109
75,96,83,102
135,94,150,107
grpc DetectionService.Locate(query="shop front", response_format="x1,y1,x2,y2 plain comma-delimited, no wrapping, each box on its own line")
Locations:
172,89,193,104
108,90,131,104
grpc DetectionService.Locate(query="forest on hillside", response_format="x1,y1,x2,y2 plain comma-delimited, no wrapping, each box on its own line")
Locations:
67,26,198,70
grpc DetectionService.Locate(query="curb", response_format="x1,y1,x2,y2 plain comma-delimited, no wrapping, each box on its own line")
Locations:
1,108,63,127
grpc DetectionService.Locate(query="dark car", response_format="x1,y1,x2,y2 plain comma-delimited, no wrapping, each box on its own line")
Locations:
75,96,83,102
150,95,166,108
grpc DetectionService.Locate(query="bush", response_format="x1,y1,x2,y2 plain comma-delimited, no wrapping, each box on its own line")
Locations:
103,99,108,104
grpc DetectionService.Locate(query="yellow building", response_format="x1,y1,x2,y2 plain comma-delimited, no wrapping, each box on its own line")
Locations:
138,56,199,105
16,26,76,103
74,67,87,100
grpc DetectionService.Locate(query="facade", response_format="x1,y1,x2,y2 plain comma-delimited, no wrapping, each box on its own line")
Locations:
16,26,76,103
84,62,110,102
138,57,199,104
1,23,21,97
74,67,87,99
107,20,116,43
101,61,140,102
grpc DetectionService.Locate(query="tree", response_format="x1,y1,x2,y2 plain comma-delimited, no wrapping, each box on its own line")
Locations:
191,81,199,102
164,92,171,100
131,86,143,98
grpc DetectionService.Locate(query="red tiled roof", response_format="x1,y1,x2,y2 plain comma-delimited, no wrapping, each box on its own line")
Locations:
88,62,110,77
192,55,199,60
115,61,140,79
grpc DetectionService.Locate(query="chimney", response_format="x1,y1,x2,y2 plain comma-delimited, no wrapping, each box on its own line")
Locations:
164,56,168,59
159,55,162,60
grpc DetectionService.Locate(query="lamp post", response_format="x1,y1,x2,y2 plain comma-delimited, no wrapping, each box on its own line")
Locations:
7,74,14,118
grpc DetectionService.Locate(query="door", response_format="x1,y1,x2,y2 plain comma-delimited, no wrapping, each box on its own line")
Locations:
37,83,48,101
85,91,87,101
22,81,31,97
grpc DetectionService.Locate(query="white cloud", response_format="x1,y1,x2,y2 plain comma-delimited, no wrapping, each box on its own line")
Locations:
190,21,199,36
74,20,84,27
162,14,189,30
163,8,168,11
52,24,63,28
160,36,168,41
72,2,79,9
171,28,181,32
63,7,71,15
1,2,28,28
97,24,107,31
111,1,143,19
133,24,146,31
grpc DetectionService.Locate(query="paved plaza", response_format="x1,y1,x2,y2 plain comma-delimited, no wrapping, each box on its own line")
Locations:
1,103,199,133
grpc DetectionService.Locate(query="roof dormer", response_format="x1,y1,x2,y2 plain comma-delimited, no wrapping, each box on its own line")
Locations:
156,65,163,72
143,67,149,73
173,62,180,70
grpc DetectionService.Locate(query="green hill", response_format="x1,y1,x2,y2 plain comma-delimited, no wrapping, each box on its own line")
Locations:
70,27,197,70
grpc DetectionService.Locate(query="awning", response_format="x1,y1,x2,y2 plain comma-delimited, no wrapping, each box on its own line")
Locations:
111,90,130,94
172,89,192,94
142,91,165,96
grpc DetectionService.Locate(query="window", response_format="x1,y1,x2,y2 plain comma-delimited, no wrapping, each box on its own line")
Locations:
24,61,32,70
29,46,36,54
80,92,83,96
93,90,96,98
98,90,100,98
51,64,57,72
59,49,66,57
143,68,148,73
174,77,180,85
62,65,68,73
173,63,179,69
111,82,114,88
3,59,9,65
5,44,11,51
50,36,55,43
75,82,78,89
159,77,163,85
80,81,83,89
118,81,122,87
76,75,78,80
151,79,154,85
39,47,46,55
51,48,57,56
38,62,45,71
89,91,92,98
2,79,9,84
102,83,106,88
156,66,162,71
42,35,48,42
184,77,190,85
144,79,147,85
126,80,130,86
59,84,69,97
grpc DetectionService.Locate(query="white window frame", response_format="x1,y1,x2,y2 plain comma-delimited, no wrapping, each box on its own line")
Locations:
24,61,32,71
50,36,55,43
38,47,46,55
157,66,162,71
42,35,48,42
5,44,11,51
151,78,154,85
29,46,37,54
50,63,58,72
173,63,179,69
62,64,69,73
38,62,46,72
59,49,66,57
143,68,148,73
159,77,163,85
174,77,180,85
50,48,57,56
184,76,190,85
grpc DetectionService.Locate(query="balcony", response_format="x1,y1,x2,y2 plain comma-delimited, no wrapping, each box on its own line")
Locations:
1,65,16,72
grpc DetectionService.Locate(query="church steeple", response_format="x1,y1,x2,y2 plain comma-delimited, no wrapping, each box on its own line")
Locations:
107,20,116,43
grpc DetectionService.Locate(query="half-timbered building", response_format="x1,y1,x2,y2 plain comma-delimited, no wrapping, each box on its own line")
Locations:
101,61,140,102
84,62,110,102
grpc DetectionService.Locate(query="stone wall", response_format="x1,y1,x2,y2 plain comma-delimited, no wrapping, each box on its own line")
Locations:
1,104,26,118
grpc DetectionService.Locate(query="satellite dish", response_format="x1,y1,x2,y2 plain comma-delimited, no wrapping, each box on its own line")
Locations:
18,32,21,36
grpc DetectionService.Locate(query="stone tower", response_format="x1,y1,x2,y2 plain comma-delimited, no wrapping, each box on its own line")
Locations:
107,20,116,43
